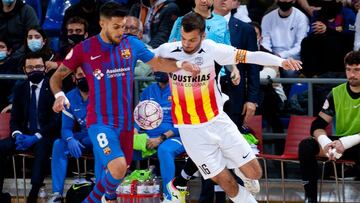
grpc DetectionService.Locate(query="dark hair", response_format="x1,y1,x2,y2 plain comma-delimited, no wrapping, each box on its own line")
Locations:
66,16,89,32
23,52,45,66
181,12,205,33
344,51,360,66
250,21,261,34
0,37,9,47
100,1,128,18
25,25,53,57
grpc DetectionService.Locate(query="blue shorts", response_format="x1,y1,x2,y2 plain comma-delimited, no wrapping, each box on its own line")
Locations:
88,124,133,166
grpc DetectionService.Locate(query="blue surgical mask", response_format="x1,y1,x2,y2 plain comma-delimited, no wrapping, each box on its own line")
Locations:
27,39,43,52
0,51,7,61
2,0,15,5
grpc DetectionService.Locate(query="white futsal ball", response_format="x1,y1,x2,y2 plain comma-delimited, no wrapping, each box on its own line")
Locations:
134,100,163,130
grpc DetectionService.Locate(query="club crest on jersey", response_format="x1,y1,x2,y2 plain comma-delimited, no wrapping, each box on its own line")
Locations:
103,147,111,155
93,69,104,80
195,57,203,65
121,49,131,59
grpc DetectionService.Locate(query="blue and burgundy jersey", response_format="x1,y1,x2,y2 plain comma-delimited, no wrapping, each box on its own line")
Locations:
63,34,155,130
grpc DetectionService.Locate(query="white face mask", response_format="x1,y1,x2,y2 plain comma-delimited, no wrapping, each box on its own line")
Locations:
27,39,43,52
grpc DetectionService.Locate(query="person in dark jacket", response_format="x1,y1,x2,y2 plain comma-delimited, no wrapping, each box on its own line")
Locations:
0,52,60,203
130,0,180,48
0,0,39,53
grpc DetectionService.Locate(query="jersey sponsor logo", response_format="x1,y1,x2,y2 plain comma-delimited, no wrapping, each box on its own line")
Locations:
93,69,104,80
106,67,131,78
121,49,131,59
90,55,101,60
65,49,73,60
169,73,210,87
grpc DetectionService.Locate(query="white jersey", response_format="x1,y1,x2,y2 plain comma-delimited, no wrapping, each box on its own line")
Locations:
153,39,242,127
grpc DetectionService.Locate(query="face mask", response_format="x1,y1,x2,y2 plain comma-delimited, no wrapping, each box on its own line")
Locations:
28,39,43,52
277,1,293,12
0,51,7,61
76,77,89,92
68,34,85,45
2,0,15,6
27,70,45,84
154,71,169,83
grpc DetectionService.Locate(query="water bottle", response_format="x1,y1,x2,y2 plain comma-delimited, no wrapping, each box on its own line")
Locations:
38,187,47,203
153,176,161,195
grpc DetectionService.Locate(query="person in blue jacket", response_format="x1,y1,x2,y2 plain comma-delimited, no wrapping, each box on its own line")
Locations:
47,68,95,203
133,71,186,202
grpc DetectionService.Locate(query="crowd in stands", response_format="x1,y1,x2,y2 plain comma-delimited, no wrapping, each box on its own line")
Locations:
0,0,359,202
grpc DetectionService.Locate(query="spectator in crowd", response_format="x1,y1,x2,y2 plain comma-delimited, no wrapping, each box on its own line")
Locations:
60,0,102,49
169,0,230,44
133,71,186,202
0,0,38,54
47,67,93,203
125,16,153,90
301,0,356,113
0,52,61,203
130,0,180,48
299,51,360,203
0,37,19,112
261,0,309,78
48,17,89,93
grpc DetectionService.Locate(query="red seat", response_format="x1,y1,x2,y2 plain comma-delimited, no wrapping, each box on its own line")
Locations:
0,113,11,140
258,115,316,202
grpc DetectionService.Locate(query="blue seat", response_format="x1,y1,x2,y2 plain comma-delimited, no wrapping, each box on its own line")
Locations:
25,0,42,23
288,83,308,99
42,0,73,37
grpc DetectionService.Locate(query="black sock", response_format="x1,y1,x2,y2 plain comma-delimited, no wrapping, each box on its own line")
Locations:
173,175,189,187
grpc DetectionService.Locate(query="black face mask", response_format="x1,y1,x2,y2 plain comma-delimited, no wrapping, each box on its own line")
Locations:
154,71,169,83
76,77,89,92
68,34,85,45
27,70,45,84
277,1,293,12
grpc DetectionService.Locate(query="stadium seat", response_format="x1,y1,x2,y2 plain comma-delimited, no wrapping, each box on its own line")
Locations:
288,82,308,99
0,113,10,140
258,115,315,203
42,0,72,37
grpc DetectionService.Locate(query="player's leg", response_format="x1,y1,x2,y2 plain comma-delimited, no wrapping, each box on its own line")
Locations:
211,168,257,203
157,137,186,201
178,123,257,203
48,139,68,202
219,113,262,194
298,137,322,203
83,124,127,203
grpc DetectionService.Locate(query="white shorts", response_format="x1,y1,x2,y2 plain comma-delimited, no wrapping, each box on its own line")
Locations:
178,112,256,179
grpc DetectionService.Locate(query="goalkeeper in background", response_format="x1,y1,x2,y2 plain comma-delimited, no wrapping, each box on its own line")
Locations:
299,51,360,203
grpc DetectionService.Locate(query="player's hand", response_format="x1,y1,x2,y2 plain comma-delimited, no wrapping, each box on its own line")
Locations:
182,61,200,76
281,58,302,71
146,137,162,149
230,67,240,85
45,61,58,73
67,138,83,159
333,140,345,155
305,6,321,16
242,102,256,125
52,96,70,113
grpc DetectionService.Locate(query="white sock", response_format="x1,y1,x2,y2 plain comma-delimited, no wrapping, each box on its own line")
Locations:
229,184,257,203
181,170,192,180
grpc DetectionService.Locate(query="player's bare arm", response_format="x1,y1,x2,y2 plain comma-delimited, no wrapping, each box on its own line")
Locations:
147,56,200,76
238,50,303,71
50,64,73,113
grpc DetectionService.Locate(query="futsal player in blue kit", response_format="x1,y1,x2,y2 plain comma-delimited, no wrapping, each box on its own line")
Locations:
50,2,199,203
48,67,94,203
